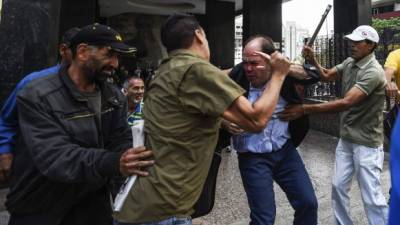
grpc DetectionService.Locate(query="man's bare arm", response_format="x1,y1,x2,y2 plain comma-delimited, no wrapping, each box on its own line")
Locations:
278,86,367,121
222,68,232,75
384,67,399,98
222,51,289,132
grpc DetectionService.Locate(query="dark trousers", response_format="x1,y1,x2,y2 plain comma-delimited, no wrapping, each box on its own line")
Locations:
238,140,318,225
8,187,113,225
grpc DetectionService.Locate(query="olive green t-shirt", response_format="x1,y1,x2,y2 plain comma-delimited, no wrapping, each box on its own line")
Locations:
335,53,386,148
114,50,244,223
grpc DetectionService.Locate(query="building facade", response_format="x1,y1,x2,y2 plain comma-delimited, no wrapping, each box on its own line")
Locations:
372,0,400,18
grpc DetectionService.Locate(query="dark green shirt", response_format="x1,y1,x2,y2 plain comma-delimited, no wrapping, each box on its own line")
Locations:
114,50,244,223
335,53,386,147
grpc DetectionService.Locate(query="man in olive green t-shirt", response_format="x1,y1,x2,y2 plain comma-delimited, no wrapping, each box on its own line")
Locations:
113,15,291,224
280,25,388,225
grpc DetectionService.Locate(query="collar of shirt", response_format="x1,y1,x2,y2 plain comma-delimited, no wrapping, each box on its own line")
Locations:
168,49,203,60
249,82,267,92
134,100,143,113
353,53,375,69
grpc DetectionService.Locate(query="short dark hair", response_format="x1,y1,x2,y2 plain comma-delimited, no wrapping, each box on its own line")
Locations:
161,14,201,52
60,27,81,46
123,76,143,91
58,27,80,61
244,35,275,54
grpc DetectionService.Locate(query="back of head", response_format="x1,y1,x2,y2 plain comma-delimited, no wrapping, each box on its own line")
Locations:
161,14,200,52
58,27,81,64
244,35,275,54
60,27,81,46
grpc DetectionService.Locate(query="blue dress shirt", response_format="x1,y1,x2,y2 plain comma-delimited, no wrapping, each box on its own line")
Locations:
233,84,290,153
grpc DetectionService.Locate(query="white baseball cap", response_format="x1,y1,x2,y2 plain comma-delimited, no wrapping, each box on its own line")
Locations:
345,25,379,43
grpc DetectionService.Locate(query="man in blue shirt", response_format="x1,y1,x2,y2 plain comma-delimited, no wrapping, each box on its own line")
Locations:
389,115,400,225
0,27,80,183
225,36,317,225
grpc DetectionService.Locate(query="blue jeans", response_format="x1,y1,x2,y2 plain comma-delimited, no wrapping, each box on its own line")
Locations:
114,217,192,225
238,140,318,225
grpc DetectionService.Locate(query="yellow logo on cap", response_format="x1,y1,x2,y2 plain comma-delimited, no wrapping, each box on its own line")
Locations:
116,35,122,41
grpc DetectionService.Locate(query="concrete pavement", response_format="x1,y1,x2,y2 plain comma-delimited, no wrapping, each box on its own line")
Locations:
197,129,391,225
0,129,391,225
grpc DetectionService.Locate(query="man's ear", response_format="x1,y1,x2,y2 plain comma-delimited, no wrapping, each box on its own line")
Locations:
76,43,89,61
59,44,68,57
194,29,205,45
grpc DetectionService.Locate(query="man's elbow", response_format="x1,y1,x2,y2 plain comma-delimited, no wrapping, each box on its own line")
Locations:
246,120,267,133
340,99,353,110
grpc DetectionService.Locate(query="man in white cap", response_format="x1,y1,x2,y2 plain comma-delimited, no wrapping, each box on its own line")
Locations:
279,25,388,225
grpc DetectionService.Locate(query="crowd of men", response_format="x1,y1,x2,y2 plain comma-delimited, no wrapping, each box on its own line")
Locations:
0,13,398,225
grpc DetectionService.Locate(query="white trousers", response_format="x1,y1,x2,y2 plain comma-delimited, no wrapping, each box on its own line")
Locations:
332,138,388,225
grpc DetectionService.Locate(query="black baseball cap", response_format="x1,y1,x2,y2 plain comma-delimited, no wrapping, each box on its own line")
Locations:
70,23,136,54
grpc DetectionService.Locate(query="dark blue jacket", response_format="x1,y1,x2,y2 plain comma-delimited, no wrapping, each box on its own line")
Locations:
389,112,400,225
0,65,60,154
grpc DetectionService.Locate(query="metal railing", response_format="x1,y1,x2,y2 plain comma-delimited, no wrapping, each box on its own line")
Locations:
304,34,350,100
304,29,400,102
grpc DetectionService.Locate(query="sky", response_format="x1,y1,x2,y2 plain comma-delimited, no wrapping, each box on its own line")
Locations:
282,0,334,36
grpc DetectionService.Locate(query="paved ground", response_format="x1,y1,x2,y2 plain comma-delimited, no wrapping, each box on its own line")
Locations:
197,129,391,225
0,130,391,225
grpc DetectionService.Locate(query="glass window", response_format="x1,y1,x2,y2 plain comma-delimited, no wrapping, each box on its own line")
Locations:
0,0,2,23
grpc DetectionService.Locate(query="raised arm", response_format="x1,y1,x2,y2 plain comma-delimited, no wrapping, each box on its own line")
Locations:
222,51,290,132
303,46,338,82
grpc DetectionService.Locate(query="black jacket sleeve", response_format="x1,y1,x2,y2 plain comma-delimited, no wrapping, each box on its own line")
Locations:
104,90,132,154
17,90,122,183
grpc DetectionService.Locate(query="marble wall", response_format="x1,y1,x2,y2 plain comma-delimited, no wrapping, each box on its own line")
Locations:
0,0,61,106
305,98,340,137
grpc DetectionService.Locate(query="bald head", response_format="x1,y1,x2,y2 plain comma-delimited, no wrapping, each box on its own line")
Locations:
242,35,275,88
244,36,275,55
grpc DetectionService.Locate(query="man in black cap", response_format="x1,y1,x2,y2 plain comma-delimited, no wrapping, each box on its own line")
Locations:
6,23,154,225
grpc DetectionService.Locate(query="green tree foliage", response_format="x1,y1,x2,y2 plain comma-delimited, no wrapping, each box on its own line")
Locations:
372,17,400,35
372,18,400,63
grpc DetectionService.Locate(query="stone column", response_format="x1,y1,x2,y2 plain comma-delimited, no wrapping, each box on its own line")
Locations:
242,0,282,49
334,0,372,34
205,0,235,69
0,0,61,105
59,0,97,42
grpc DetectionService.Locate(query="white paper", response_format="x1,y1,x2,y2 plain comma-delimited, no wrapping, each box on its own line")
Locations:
113,120,144,212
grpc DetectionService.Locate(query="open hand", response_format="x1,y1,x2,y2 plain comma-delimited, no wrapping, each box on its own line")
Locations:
0,153,12,185
222,120,245,135
386,81,399,99
278,104,305,121
120,146,154,176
